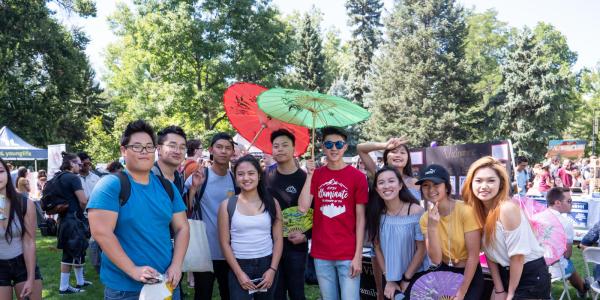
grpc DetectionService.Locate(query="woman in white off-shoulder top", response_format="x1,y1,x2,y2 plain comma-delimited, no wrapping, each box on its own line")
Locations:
462,156,550,300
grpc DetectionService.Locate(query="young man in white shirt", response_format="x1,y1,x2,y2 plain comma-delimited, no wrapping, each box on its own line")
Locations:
547,187,588,297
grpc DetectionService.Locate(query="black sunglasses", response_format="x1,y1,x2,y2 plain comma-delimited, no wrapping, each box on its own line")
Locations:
323,140,346,150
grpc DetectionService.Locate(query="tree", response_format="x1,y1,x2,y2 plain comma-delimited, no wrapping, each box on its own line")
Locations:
367,0,476,146
497,28,576,160
345,0,383,106
0,0,105,148
565,65,600,155
103,0,292,133
291,12,327,92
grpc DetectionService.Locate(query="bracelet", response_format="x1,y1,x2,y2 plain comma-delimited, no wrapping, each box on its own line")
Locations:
269,267,277,272
494,289,506,294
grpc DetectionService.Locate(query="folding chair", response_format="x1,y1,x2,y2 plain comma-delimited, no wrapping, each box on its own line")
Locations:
550,259,572,300
583,247,600,300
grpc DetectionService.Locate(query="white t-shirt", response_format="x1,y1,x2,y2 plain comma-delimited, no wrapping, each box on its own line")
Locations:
80,172,100,198
550,208,574,244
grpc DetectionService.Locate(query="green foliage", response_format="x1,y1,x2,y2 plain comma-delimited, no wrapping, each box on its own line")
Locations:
290,12,327,92
497,28,576,160
345,0,383,106
566,65,600,155
104,0,292,132
0,0,104,148
367,0,476,147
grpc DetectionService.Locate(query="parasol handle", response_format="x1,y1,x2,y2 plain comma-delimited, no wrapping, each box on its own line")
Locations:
248,124,266,151
311,113,316,161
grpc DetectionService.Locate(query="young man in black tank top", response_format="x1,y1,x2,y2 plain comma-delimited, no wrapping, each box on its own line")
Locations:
265,129,308,300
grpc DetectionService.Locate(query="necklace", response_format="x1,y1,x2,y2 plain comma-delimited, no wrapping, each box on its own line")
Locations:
443,200,458,267
387,201,405,216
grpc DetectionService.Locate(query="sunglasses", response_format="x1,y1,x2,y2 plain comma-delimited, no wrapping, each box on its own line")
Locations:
323,140,346,150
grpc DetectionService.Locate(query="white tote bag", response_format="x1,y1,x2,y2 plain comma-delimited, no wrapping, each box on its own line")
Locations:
182,219,213,272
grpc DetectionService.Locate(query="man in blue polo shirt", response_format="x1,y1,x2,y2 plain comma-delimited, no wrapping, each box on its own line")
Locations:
88,120,190,300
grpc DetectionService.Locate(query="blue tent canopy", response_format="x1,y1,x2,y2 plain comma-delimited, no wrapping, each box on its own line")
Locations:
0,126,47,160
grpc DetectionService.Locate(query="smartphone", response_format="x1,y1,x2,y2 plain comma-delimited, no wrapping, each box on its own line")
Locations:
250,278,263,285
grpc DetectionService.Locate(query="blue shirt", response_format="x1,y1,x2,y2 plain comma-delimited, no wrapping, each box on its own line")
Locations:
87,172,186,292
516,169,529,196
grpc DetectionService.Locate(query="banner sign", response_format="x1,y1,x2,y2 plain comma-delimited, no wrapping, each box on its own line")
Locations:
48,144,66,179
410,141,513,197
547,140,586,159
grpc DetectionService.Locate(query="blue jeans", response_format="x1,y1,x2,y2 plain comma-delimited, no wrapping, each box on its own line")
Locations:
275,250,307,300
104,286,181,300
228,255,276,300
314,258,360,300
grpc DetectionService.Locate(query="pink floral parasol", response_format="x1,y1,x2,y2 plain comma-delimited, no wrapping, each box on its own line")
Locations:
530,208,567,265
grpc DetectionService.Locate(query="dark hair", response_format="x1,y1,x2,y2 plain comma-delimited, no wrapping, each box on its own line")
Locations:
37,169,47,178
233,155,277,225
270,129,296,145
366,167,418,243
516,156,528,164
106,161,124,173
59,151,78,171
321,126,347,142
78,152,91,161
186,139,202,157
1,158,26,243
16,166,28,180
120,119,156,147
210,132,235,147
157,125,187,145
547,187,570,206
383,143,413,177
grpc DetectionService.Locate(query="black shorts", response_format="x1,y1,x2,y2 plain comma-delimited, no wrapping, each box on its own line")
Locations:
498,257,551,299
61,250,86,266
0,254,43,286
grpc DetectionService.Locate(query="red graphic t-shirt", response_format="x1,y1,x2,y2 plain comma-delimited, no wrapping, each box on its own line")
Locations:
310,165,369,260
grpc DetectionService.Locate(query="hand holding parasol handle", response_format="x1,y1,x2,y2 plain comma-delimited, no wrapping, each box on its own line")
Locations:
247,124,267,151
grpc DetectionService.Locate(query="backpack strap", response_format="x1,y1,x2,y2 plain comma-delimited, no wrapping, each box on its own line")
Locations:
157,175,175,202
227,195,238,230
114,172,131,206
21,195,27,216
229,170,240,195
114,171,174,207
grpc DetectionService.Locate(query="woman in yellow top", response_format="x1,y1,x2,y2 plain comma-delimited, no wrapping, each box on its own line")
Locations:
417,164,483,300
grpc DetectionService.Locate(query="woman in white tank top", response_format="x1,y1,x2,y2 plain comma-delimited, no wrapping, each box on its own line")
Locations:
218,155,283,300
463,157,550,300
0,158,43,299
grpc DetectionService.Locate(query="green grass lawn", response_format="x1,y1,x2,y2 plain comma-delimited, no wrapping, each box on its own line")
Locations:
34,229,592,299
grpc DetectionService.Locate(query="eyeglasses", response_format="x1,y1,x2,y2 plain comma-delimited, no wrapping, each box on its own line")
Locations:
564,199,573,204
125,144,156,153
323,140,346,150
162,144,187,153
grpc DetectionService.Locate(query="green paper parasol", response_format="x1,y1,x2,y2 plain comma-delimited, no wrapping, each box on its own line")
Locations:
257,88,370,158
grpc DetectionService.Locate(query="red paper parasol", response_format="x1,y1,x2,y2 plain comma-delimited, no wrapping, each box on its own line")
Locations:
223,82,310,156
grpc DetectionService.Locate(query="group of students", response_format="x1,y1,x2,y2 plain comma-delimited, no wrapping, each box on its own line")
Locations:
0,118,561,300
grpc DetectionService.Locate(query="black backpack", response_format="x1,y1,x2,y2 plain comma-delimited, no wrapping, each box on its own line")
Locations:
40,172,70,215
113,171,175,206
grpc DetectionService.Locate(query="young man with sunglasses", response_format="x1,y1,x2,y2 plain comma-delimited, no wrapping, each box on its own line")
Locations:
299,127,368,300
88,120,190,300
547,187,589,297
78,152,101,199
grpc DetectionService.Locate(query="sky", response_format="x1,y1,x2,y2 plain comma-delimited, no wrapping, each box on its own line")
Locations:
50,0,600,84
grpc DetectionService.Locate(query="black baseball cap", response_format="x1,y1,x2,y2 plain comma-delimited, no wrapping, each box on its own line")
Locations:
210,133,236,147
416,164,450,185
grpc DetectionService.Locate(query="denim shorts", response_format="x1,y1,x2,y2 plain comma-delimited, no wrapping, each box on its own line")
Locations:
0,254,42,286
498,257,551,299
